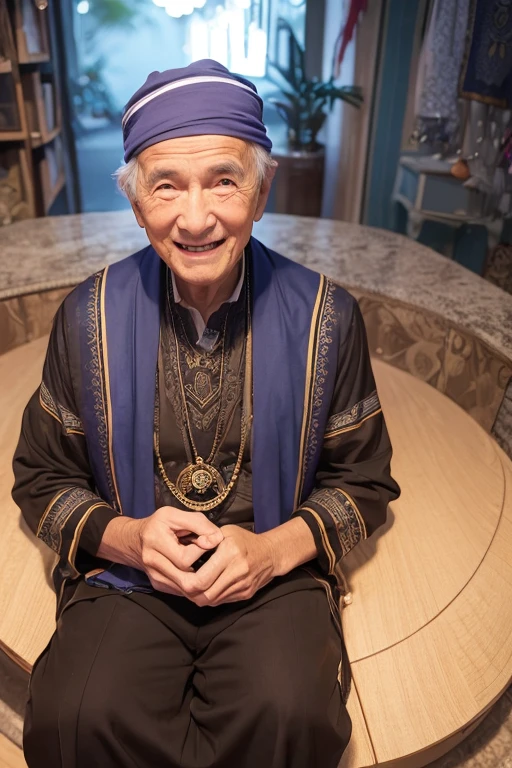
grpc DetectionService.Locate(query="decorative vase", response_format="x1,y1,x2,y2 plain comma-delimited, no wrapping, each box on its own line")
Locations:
270,147,325,218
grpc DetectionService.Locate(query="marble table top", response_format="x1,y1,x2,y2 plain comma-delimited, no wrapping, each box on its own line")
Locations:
0,211,511,361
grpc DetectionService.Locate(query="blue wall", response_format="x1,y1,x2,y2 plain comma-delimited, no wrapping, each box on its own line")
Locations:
363,0,420,229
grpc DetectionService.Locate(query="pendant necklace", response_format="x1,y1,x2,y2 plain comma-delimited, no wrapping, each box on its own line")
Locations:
154,270,252,513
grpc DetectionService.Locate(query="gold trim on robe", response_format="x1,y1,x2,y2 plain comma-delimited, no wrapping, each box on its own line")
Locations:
37,487,100,554
39,381,85,436
293,275,327,509
324,390,382,440
86,268,122,513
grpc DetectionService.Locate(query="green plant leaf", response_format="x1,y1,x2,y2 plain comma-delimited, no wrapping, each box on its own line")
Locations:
267,61,296,91
266,16,363,150
280,18,305,87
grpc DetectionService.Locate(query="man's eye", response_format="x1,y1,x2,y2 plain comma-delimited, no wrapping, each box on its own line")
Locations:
157,183,174,191
219,178,234,186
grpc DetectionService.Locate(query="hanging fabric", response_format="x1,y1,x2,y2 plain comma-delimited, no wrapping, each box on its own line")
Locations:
333,0,368,77
414,0,471,149
460,0,512,108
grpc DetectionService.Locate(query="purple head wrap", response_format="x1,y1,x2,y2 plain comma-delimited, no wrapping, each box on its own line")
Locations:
122,59,272,162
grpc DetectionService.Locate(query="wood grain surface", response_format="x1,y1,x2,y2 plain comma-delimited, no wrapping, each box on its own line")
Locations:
343,358,504,660
0,339,511,768
0,733,27,768
0,337,55,671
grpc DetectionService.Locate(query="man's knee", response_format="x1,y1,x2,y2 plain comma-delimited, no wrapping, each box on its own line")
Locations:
74,671,126,740
252,673,331,732
23,662,61,764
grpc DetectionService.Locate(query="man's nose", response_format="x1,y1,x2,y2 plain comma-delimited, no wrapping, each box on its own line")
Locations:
176,189,216,237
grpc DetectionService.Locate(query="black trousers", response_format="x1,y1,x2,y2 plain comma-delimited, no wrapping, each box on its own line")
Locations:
24,571,352,768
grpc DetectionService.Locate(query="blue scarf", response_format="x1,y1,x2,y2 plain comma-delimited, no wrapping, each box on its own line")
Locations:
71,237,341,592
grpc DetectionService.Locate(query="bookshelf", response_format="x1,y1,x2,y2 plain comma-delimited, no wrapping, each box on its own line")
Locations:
0,0,65,223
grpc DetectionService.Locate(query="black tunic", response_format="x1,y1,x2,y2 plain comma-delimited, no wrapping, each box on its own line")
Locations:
12,265,400,613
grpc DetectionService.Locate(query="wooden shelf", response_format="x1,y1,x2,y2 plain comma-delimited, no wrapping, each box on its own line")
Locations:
44,169,64,212
0,145,34,219
14,0,50,65
0,128,27,141
0,1,66,222
30,124,60,147
18,52,49,64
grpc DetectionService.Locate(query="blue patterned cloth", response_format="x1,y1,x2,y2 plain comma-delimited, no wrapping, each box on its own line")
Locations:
461,0,512,107
416,0,471,143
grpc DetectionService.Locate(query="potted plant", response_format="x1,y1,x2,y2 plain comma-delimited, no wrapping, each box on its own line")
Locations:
267,18,362,215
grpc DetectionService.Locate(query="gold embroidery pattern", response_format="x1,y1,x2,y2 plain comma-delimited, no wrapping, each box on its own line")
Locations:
40,381,85,435
309,487,367,557
325,390,381,439
39,381,59,422
161,272,244,446
59,404,84,434
38,487,98,553
293,277,325,508
302,280,339,489
85,271,119,510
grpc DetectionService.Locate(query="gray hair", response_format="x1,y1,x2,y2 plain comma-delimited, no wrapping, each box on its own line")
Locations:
113,141,277,202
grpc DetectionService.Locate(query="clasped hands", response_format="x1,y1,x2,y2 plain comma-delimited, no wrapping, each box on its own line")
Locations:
136,506,277,606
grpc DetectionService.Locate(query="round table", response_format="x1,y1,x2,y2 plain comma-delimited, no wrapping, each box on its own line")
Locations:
1,336,511,767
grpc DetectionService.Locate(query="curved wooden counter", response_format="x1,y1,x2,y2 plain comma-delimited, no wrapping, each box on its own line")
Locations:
1,337,511,767
342,360,512,767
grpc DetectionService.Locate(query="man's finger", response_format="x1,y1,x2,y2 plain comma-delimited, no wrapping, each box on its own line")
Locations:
199,567,245,605
161,508,224,544
145,550,212,598
190,546,233,592
194,532,223,550
144,551,191,594
153,536,206,570
207,584,251,605
178,532,221,552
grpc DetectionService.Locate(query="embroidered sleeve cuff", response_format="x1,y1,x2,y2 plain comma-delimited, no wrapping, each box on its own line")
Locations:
37,487,118,576
294,488,368,576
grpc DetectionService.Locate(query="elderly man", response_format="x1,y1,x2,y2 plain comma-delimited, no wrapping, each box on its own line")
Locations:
12,60,400,768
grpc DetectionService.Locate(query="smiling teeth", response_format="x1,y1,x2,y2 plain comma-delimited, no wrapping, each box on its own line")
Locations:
180,242,220,252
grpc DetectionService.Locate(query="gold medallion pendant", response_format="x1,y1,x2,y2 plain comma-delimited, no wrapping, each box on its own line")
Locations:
155,261,252,513
176,458,226,496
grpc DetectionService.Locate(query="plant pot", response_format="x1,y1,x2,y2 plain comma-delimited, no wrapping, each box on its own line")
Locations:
270,148,325,217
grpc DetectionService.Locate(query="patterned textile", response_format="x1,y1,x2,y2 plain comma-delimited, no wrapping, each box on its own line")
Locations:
415,0,471,144
325,391,381,439
483,243,512,294
3,285,510,456
39,381,84,435
348,288,512,443
460,0,512,107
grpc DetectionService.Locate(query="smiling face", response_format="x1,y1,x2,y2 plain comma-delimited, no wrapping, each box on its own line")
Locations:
131,135,273,291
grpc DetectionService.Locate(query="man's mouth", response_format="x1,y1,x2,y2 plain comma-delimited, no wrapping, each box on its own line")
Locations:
175,239,225,253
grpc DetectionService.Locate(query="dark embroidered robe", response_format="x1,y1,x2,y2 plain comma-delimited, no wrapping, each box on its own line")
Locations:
12,240,400,619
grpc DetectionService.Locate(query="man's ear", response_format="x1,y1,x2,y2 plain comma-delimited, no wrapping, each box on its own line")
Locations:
130,198,145,229
254,164,277,222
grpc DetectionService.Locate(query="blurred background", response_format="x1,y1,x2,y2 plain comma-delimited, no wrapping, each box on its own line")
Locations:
2,0,512,285
1,8,512,767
